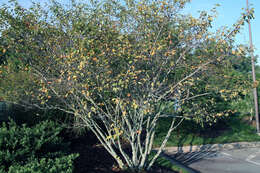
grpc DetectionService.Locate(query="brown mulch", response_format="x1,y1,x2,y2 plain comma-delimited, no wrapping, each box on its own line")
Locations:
66,132,178,173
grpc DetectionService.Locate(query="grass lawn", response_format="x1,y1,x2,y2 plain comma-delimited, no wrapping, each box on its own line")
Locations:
154,155,189,173
154,114,260,147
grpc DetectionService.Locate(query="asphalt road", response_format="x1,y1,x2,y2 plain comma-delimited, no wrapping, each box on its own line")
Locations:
184,147,260,173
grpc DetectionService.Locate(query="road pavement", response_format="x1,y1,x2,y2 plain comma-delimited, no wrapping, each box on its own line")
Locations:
161,142,260,173
188,148,260,173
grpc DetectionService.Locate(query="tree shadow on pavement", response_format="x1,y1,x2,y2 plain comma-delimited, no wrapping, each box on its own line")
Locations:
160,133,223,173
173,135,217,165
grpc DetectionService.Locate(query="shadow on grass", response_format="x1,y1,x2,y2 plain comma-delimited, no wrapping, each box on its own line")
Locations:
158,153,201,173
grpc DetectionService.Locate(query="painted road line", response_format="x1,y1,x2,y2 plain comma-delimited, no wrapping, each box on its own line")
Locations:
245,150,260,166
221,152,232,157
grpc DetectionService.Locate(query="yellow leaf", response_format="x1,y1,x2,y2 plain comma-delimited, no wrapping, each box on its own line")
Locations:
196,35,202,39
132,101,138,109
88,112,91,118
79,61,84,70
151,50,155,56
91,107,96,112
219,89,225,93
106,135,112,140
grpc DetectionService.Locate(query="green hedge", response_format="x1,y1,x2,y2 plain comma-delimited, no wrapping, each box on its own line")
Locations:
7,155,78,173
0,119,78,172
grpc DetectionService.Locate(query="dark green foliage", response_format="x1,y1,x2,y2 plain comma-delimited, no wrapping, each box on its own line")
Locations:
9,104,72,127
0,119,78,172
7,154,78,173
0,102,12,122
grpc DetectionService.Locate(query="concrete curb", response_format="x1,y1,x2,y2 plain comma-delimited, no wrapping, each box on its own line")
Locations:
161,141,260,154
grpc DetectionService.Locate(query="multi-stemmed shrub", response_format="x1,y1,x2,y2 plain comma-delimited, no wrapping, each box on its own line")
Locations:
0,0,253,172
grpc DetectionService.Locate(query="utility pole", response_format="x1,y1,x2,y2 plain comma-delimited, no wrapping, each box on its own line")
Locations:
247,0,260,134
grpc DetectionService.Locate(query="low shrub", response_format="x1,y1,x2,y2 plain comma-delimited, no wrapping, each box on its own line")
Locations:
7,155,78,173
0,118,78,172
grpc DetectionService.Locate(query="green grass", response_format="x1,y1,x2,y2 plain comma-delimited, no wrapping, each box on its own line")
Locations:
155,156,189,173
154,115,260,147
149,151,189,173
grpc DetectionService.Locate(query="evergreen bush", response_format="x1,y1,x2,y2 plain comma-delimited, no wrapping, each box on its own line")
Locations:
0,119,78,172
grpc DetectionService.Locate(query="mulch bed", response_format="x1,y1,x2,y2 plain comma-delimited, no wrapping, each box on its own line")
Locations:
65,132,178,173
